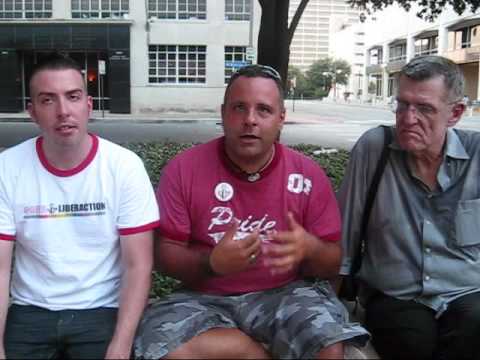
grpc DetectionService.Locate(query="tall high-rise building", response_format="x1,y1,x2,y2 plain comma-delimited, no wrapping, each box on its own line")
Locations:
289,0,361,73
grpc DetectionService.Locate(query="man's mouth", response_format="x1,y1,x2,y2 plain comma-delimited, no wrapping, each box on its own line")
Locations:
239,134,260,140
56,124,77,134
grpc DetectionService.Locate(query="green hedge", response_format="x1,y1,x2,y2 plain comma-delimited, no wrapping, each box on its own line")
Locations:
124,142,350,298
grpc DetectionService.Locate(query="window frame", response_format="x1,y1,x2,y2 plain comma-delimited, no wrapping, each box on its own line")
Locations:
0,0,52,19
148,0,207,20
224,45,252,84
148,44,207,85
71,0,129,19
225,0,250,21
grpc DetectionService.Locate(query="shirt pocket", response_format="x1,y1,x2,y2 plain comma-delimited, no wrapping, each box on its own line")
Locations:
455,198,480,246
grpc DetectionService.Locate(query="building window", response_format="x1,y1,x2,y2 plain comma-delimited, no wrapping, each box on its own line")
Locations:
374,75,382,97
148,0,206,20
0,0,52,18
225,0,250,21
414,36,438,56
388,75,395,97
71,0,129,19
224,46,251,83
149,45,206,84
369,47,383,65
389,43,406,62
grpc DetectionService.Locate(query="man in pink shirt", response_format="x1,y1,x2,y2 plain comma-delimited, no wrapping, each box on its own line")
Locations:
135,64,368,359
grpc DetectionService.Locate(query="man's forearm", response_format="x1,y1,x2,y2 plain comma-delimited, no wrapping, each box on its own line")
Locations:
0,243,13,357
0,273,10,357
107,265,151,357
301,235,342,279
155,240,215,285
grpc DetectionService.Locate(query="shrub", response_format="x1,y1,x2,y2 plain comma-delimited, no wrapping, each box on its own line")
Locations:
124,141,350,298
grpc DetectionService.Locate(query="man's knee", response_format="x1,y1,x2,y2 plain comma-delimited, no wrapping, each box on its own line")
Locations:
316,342,343,359
166,328,270,359
438,292,480,359
366,294,437,359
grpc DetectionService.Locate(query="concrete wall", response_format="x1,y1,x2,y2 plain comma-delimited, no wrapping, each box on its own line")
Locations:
129,1,261,114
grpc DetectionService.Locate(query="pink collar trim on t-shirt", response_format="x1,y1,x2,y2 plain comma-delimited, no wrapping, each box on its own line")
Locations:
36,133,99,177
218,137,282,182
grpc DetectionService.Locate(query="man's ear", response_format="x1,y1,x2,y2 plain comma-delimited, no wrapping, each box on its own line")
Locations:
447,102,466,127
220,103,225,127
87,95,93,115
27,102,38,124
279,107,286,129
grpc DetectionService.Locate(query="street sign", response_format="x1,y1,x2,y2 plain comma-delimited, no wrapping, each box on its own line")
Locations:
98,60,106,75
246,46,256,61
225,61,249,68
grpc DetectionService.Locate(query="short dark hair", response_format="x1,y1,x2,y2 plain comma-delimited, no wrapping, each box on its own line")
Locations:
399,55,464,102
29,52,85,93
224,64,285,107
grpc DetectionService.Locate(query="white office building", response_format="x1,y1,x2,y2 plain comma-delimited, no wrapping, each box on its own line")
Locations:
0,0,261,114
288,0,361,73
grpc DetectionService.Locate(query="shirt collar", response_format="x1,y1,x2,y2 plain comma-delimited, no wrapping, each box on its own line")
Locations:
444,128,469,160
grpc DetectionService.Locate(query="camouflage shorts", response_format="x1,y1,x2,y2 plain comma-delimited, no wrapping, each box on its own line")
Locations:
134,280,369,359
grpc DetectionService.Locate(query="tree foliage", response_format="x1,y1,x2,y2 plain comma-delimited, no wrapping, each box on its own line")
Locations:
288,58,351,99
348,0,480,22
287,65,309,96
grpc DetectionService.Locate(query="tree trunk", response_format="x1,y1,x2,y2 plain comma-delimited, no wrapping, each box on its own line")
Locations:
257,0,309,91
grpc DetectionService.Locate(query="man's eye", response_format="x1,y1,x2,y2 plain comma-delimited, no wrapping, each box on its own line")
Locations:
233,104,245,112
417,105,435,115
69,94,81,101
258,106,272,114
41,98,53,104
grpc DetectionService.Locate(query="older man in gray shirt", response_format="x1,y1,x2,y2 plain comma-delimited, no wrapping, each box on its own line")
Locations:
338,55,480,360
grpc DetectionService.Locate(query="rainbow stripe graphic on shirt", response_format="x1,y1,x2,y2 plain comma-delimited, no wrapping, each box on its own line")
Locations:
23,202,106,219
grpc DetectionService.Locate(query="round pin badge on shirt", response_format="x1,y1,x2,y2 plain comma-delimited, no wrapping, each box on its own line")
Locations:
215,182,234,202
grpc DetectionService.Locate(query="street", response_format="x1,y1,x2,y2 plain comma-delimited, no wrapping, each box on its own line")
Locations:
1,100,480,150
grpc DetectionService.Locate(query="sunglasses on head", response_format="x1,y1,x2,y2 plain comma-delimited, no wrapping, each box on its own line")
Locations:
230,64,282,82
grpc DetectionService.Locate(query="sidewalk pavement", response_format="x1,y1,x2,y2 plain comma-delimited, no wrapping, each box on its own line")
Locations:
0,99,390,125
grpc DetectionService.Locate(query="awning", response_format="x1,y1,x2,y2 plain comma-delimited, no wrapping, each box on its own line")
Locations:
388,38,406,46
414,29,438,39
447,17,480,32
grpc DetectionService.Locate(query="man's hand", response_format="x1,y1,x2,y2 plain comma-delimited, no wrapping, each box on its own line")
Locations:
263,212,315,275
105,338,131,359
209,220,262,276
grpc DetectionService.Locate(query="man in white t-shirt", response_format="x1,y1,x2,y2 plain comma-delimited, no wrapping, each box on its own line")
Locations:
0,53,159,359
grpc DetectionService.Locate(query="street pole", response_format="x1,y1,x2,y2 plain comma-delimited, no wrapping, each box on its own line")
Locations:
292,88,295,112
333,73,336,101
100,74,104,118
249,0,254,48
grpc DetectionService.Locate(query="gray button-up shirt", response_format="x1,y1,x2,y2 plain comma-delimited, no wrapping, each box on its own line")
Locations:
338,126,480,316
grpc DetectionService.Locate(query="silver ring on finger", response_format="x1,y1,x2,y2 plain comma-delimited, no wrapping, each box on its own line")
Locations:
249,253,257,264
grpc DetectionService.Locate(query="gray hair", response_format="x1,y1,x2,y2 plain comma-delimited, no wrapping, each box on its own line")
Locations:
399,55,464,102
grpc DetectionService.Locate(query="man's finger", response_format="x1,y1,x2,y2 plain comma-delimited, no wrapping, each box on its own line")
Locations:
287,212,301,230
221,219,239,242
264,242,294,257
242,229,261,250
271,230,292,244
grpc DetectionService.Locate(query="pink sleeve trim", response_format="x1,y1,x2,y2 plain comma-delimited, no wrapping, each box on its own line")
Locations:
118,220,160,236
0,234,15,241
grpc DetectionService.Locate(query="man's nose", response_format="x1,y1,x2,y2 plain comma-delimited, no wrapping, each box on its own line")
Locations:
56,98,69,117
243,108,257,126
398,104,418,124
